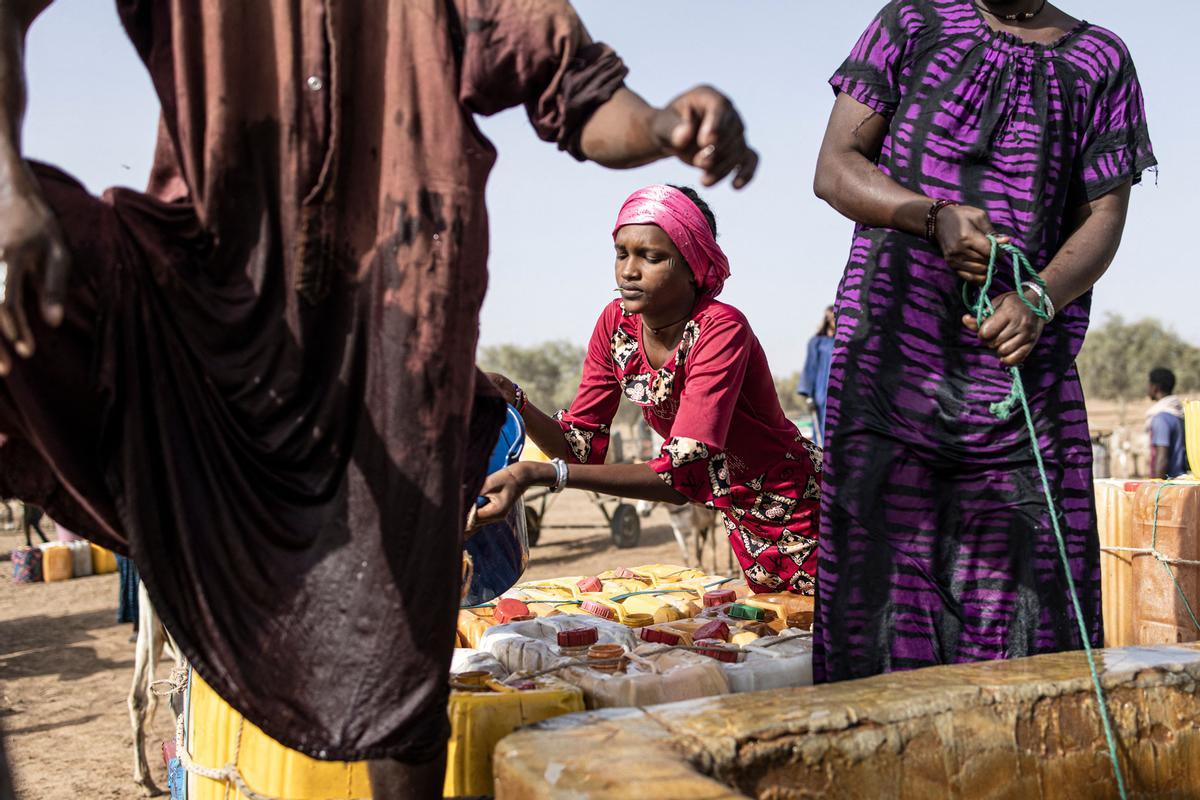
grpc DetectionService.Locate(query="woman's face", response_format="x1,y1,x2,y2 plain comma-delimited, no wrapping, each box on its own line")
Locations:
613,224,696,317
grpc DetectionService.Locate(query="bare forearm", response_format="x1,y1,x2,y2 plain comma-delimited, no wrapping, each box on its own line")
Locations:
518,460,686,505
520,401,571,462
1150,446,1167,480
1039,185,1131,311
814,149,932,236
578,87,669,169
813,95,933,236
0,3,29,177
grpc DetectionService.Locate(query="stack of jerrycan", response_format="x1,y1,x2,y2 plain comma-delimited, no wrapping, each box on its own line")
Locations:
1095,479,1150,647
182,656,583,799
1132,479,1200,644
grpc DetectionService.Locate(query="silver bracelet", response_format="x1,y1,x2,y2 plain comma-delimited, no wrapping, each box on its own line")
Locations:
548,458,569,493
1021,281,1056,322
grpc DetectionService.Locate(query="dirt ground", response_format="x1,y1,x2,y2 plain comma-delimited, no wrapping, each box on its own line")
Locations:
0,494,703,800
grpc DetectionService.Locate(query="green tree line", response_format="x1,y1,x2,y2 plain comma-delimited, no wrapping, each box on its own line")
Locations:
479,314,1198,423
1077,315,1200,400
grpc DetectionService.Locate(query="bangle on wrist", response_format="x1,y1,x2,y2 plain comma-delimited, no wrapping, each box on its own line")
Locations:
548,458,569,493
1021,281,1056,321
925,198,959,244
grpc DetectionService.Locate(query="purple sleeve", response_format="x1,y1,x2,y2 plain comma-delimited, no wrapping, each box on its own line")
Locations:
1076,34,1157,201
829,1,919,117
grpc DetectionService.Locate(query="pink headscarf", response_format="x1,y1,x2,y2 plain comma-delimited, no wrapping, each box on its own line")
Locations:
612,184,731,298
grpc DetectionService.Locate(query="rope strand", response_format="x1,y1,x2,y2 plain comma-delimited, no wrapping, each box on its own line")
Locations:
967,235,1127,800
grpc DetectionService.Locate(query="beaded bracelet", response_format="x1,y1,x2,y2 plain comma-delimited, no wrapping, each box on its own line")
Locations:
926,199,959,244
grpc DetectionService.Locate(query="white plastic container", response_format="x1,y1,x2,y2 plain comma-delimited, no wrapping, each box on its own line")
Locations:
560,645,730,709
478,616,638,674
721,631,814,693
450,649,508,678
67,540,93,578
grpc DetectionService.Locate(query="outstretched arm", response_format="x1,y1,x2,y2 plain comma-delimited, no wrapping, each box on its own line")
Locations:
579,85,758,190
0,0,68,373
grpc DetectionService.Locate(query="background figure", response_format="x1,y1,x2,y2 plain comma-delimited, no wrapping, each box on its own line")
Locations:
21,505,45,548
797,305,835,446
1147,367,1188,479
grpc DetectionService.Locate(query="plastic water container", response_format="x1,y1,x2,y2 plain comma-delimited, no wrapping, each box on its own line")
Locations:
67,540,93,578
1095,479,1146,647
457,608,500,649
1132,481,1200,644
444,675,584,797
41,544,73,582
618,590,699,623
1185,400,1199,477
721,632,815,693
560,645,730,709
451,649,508,678
184,669,371,800
11,546,42,583
90,544,118,574
478,616,637,674
743,593,815,632
615,564,708,585
572,645,730,708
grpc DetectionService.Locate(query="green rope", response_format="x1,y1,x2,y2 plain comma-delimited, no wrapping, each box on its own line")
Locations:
966,235,1127,800
609,588,696,602
1151,482,1200,633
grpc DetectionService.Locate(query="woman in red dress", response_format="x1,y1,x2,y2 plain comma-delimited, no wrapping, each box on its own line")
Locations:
479,184,820,593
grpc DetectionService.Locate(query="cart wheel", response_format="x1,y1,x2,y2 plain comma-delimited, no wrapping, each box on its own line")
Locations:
524,505,542,547
610,504,641,549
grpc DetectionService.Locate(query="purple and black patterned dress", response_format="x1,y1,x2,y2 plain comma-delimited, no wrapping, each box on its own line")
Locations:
815,0,1155,682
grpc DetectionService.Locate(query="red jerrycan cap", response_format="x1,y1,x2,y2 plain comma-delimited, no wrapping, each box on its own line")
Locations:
703,589,738,607
581,600,617,620
494,598,533,624
557,627,599,647
576,576,604,593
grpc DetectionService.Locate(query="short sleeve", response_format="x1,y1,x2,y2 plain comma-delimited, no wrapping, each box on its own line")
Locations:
829,1,917,117
647,318,751,507
1150,414,1173,448
454,0,629,160
557,306,621,464
1076,36,1157,201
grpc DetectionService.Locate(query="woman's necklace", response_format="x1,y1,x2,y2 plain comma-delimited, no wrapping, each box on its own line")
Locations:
645,310,693,337
976,0,1047,22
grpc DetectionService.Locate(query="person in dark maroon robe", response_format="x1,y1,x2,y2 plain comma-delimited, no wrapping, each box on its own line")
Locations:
0,1,758,795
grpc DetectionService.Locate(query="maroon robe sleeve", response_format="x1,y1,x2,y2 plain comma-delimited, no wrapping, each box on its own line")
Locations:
454,0,629,159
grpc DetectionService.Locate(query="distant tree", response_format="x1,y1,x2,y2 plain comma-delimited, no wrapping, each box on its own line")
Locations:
775,371,805,417
478,340,585,412
1077,314,1200,400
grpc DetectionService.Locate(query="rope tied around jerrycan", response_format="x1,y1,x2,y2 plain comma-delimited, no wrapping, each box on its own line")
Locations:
1102,480,1200,632
965,235,1127,800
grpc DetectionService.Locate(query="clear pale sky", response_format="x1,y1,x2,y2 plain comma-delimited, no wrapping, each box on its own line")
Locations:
21,1,1198,375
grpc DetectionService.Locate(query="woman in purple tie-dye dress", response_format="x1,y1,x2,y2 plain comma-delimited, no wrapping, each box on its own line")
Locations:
812,0,1155,681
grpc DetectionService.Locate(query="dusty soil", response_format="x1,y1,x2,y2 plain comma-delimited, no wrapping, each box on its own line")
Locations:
0,494,703,799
